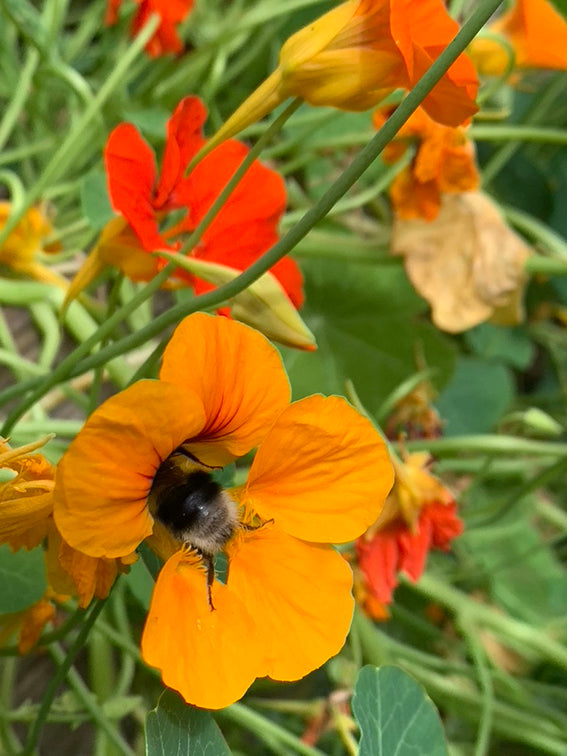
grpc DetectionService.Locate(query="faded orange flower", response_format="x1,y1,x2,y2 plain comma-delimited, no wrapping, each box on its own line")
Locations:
0,203,66,288
356,452,462,614
204,0,478,156
54,313,393,708
0,437,130,613
469,0,567,76
391,192,532,333
374,105,479,220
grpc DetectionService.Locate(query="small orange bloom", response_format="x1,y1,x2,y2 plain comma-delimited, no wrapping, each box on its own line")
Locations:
469,0,567,76
356,452,462,610
0,438,129,611
374,105,479,220
0,203,66,288
105,0,194,57
54,313,393,708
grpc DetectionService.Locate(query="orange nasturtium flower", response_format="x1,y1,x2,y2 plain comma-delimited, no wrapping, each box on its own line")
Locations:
0,438,131,614
469,0,567,76
53,313,393,708
356,452,462,617
105,0,194,57
204,0,478,156
374,105,479,220
67,96,304,317
0,203,66,288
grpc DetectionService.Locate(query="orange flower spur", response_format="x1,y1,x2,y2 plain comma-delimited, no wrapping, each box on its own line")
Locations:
53,313,393,708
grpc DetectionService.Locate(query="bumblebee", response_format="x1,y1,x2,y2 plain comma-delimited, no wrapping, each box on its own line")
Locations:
149,449,239,609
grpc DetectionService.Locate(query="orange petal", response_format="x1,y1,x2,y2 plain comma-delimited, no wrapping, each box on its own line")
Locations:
54,381,206,559
160,313,291,466
242,395,393,543
226,525,354,681
141,550,263,709
45,525,119,608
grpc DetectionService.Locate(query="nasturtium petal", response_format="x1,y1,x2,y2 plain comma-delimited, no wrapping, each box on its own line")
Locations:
243,395,393,543
141,551,262,709
54,381,206,559
155,96,207,207
104,123,165,251
160,313,291,465
227,525,354,681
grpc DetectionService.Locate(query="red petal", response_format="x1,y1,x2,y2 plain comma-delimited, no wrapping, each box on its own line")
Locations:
105,124,165,251
155,96,207,207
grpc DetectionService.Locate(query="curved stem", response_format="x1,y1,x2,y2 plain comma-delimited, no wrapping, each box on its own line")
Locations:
21,598,107,755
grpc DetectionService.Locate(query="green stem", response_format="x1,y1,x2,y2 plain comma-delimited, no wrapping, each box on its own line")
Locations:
0,13,160,248
22,598,107,755
459,619,494,756
50,643,133,756
482,73,567,185
220,703,326,756
0,47,39,152
410,573,567,669
470,124,567,145
505,205,567,259
404,435,567,457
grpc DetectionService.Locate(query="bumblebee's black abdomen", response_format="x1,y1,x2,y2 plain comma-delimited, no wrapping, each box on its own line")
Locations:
156,471,222,533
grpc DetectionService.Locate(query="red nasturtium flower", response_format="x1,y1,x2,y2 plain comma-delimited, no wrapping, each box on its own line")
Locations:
68,96,303,313
53,313,393,708
374,105,479,220
204,0,479,156
356,452,462,617
105,0,194,57
469,0,567,76
0,438,129,651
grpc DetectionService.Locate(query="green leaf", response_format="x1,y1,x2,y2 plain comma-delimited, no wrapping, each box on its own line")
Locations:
80,170,115,231
465,323,534,370
352,665,448,756
0,544,46,614
435,357,514,435
146,689,231,756
547,0,567,20
283,259,456,416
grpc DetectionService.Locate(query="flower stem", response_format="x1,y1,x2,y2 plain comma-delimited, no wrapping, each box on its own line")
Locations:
50,643,134,756
0,13,160,247
220,703,326,756
21,598,107,755
404,434,567,457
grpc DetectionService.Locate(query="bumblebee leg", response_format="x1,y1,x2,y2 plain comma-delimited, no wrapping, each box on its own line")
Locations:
241,518,274,532
202,552,216,611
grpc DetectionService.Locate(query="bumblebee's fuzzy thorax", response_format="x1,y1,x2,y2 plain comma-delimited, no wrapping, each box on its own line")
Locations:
149,452,239,554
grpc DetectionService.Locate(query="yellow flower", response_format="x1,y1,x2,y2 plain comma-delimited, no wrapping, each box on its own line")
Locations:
0,203,66,287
